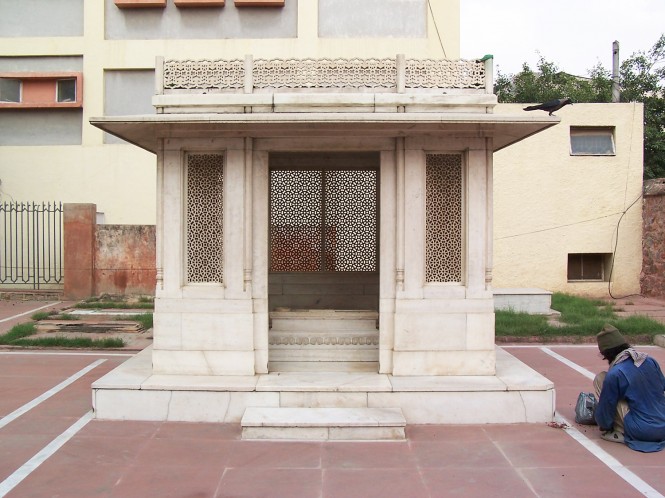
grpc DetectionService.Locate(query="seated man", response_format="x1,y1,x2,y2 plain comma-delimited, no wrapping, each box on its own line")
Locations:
594,324,665,452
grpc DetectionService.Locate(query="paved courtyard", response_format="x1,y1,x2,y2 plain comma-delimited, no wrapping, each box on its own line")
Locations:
1,300,664,497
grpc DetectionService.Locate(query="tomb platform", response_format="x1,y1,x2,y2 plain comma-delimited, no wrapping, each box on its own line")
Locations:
92,346,555,436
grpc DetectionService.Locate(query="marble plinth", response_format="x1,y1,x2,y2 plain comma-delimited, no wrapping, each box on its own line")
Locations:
92,346,555,428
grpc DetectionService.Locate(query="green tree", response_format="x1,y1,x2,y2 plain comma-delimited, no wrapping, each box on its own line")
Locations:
495,34,665,179
620,35,665,179
495,57,612,104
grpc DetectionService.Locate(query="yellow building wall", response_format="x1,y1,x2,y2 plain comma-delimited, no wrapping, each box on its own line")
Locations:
0,0,460,224
493,103,644,298
1,2,644,299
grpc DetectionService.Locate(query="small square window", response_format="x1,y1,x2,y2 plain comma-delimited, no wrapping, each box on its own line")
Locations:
570,127,615,155
0,78,21,103
56,79,76,103
567,253,611,281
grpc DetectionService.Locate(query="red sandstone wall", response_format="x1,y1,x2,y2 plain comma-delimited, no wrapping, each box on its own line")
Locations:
641,179,665,298
94,225,156,296
64,204,156,299
63,204,96,300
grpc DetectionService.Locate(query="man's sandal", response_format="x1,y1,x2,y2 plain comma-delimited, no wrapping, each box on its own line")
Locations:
601,430,625,443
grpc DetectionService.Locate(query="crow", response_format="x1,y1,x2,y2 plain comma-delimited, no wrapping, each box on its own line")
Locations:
523,98,573,116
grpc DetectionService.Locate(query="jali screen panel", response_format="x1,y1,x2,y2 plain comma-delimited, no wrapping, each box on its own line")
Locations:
425,154,463,283
186,153,224,283
270,169,377,272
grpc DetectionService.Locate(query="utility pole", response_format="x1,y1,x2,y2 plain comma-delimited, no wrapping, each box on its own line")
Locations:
612,41,620,103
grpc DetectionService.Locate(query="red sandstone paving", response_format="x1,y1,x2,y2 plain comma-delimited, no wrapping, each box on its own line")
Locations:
520,466,640,498
324,468,429,498
225,440,322,469
420,467,537,498
1,307,665,498
407,424,495,442
110,465,224,498
322,441,416,469
410,439,511,468
607,296,665,325
217,468,322,498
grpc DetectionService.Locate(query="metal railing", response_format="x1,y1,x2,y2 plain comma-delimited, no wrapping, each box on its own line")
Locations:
0,202,63,289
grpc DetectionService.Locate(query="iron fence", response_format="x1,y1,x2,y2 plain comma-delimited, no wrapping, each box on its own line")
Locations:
0,202,63,289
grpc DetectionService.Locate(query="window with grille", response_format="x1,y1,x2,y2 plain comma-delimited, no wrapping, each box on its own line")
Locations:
567,253,611,281
425,153,463,283
186,153,224,283
570,127,615,155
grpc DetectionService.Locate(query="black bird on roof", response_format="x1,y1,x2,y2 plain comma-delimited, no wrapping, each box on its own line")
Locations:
523,98,573,116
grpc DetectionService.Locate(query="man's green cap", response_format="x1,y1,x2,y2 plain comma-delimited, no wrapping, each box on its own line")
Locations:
596,324,626,352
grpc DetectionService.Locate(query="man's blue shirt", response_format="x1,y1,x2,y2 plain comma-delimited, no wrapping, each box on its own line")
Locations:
595,356,665,452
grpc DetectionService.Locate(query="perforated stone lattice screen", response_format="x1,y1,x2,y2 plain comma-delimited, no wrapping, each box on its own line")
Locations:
164,59,245,90
162,58,485,91
253,58,396,89
270,169,378,272
270,170,323,272
425,154,463,283
186,153,224,283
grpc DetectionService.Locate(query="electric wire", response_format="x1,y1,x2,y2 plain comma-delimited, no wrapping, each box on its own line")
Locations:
496,211,625,240
427,0,448,59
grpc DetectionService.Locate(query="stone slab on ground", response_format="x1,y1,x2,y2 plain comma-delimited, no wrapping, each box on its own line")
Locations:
241,406,406,440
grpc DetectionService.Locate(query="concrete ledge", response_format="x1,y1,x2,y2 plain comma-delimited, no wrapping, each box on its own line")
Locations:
494,288,554,314
153,92,499,115
655,335,665,348
241,407,406,440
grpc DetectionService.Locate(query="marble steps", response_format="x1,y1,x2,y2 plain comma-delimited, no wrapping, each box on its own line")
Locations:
241,407,406,440
268,309,379,372
270,309,379,331
268,360,379,372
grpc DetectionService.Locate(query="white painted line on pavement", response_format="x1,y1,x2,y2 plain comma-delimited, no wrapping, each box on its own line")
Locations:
556,414,665,498
540,346,596,380
0,302,62,323
0,359,106,430
0,411,93,498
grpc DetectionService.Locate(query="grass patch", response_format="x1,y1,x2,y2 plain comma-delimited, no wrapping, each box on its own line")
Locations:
0,322,37,344
52,313,80,321
10,336,124,348
0,322,124,348
31,311,53,321
496,293,665,339
122,313,153,330
75,302,154,310
495,310,550,336
614,315,665,335
551,293,614,324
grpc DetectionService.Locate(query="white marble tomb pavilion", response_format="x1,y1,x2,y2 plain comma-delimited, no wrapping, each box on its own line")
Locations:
91,56,557,438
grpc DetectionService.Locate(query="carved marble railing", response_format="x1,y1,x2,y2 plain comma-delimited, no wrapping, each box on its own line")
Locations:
157,54,493,94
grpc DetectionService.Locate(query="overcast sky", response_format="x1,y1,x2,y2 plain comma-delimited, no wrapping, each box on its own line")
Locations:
459,0,665,77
